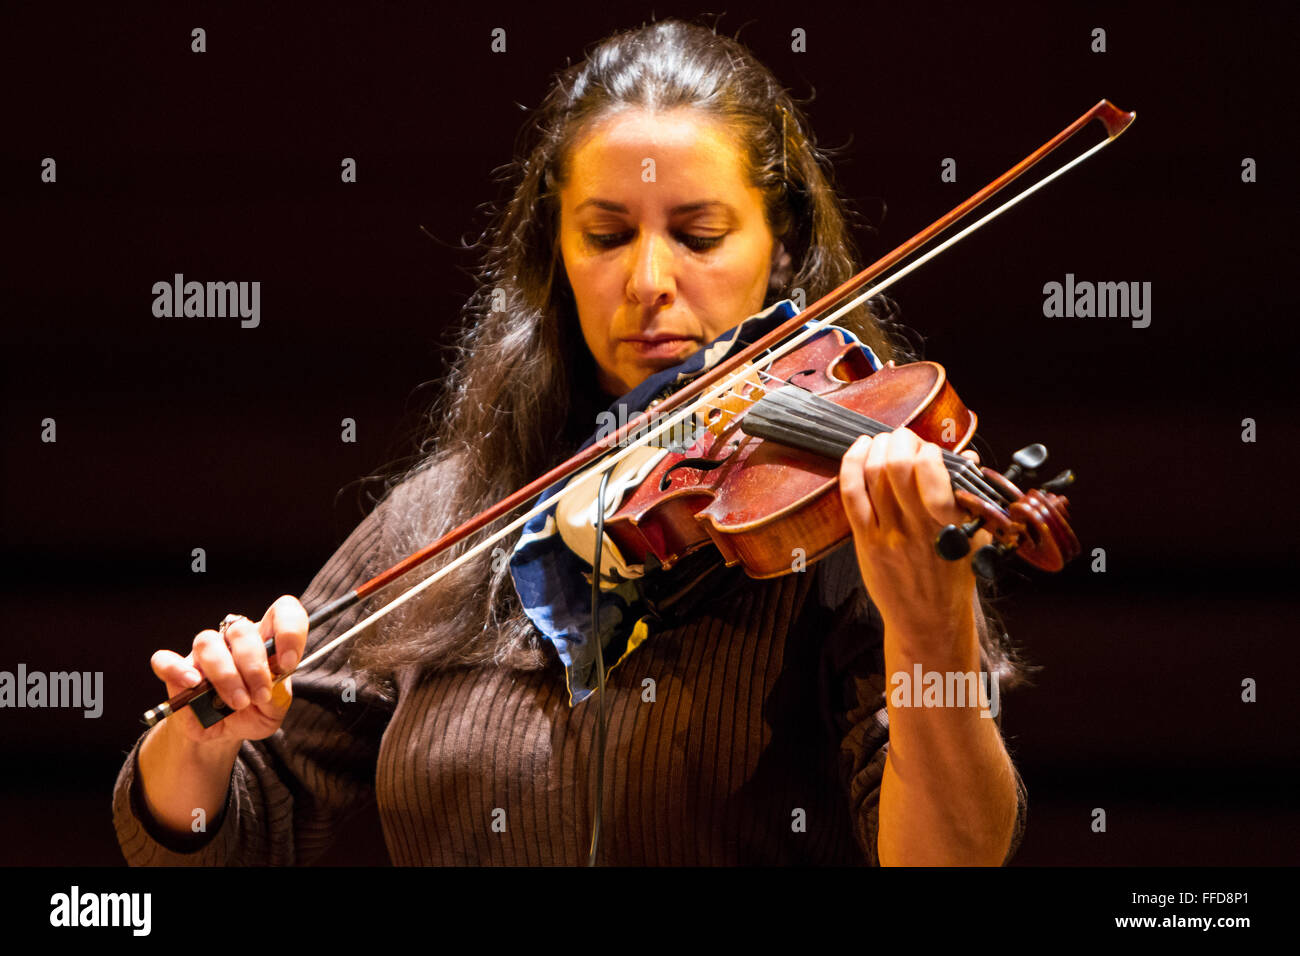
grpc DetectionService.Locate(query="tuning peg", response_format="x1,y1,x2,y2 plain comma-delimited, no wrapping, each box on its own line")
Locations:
972,542,1012,580
1004,443,1048,485
1041,469,1076,493
935,517,985,561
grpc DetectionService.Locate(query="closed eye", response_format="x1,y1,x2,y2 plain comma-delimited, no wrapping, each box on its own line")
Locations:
584,230,635,249
678,233,725,252
584,230,726,252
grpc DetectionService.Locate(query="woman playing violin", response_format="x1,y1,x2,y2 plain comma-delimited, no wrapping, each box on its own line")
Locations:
115,18,1026,866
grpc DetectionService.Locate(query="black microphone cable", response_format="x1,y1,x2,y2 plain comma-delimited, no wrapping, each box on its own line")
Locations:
586,464,612,866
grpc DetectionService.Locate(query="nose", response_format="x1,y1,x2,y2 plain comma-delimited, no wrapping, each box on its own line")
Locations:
626,230,676,308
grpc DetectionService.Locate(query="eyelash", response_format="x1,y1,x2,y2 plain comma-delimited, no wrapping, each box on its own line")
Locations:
585,230,725,252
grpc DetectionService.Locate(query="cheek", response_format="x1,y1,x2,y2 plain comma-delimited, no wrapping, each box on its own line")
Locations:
713,238,775,305
564,247,612,302
567,266,603,328
716,231,772,280
565,266,616,359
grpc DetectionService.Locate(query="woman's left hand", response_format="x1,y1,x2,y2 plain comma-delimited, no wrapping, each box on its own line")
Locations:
838,428,985,657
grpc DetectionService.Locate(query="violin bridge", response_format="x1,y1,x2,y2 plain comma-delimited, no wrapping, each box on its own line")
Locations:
705,371,766,437
644,415,708,454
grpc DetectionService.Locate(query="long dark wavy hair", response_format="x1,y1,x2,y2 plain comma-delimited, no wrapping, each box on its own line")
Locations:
350,17,1026,693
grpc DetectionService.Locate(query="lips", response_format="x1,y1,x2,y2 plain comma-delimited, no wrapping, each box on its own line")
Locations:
623,335,699,360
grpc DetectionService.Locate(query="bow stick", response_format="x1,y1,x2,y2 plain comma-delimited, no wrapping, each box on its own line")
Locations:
144,99,1135,728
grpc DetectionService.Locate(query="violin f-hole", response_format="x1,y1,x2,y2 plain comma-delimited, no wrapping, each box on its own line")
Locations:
660,454,731,491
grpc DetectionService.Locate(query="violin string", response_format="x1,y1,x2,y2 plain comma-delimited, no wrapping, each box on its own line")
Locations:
747,364,1006,503
737,376,1009,508
691,382,1005,509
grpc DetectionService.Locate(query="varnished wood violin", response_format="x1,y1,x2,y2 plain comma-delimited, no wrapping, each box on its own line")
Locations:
143,99,1133,730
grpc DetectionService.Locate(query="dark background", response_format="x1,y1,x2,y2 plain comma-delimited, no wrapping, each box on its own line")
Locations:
1,0,1296,866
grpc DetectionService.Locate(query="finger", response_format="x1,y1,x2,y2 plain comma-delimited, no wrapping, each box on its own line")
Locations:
915,440,963,526
270,677,293,710
224,616,275,707
192,628,252,712
959,448,981,466
839,434,876,531
150,649,203,694
864,428,906,530
882,428,930,531
260,595,308,675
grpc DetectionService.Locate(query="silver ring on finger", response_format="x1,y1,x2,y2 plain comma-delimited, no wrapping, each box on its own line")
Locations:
218,613,248,636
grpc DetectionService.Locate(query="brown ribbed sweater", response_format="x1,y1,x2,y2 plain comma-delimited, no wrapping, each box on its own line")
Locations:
113,476,1027,866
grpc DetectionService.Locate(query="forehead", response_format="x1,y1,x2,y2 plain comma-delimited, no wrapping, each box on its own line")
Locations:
563,107,752,201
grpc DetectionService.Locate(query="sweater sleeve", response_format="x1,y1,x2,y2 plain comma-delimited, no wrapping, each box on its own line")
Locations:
112,498,397,866
814,545,1028,866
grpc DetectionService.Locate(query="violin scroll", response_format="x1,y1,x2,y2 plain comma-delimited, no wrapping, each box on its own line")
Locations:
939,443,1080,578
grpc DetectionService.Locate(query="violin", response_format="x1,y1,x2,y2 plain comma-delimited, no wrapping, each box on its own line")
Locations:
143,98,1132,730
601,333,1080,582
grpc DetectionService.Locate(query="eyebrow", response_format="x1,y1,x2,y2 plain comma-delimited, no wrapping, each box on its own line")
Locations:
573,198,736,215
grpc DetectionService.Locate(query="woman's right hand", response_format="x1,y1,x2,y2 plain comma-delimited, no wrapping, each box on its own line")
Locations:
149,596,309,745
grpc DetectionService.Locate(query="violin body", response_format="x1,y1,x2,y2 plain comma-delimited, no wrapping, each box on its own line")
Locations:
604,333,1078,579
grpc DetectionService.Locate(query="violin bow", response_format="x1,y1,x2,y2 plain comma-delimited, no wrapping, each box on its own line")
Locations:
145,99,1134,728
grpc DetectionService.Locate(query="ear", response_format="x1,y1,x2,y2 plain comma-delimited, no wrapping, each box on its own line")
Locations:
768,240,793,292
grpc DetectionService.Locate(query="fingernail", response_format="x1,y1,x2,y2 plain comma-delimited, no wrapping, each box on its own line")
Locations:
279,651,299,672
231,690,250,710
255,687,272,705
184,671,202,686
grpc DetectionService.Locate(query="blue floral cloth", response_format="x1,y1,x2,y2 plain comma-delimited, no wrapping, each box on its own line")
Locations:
508,299,881,705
